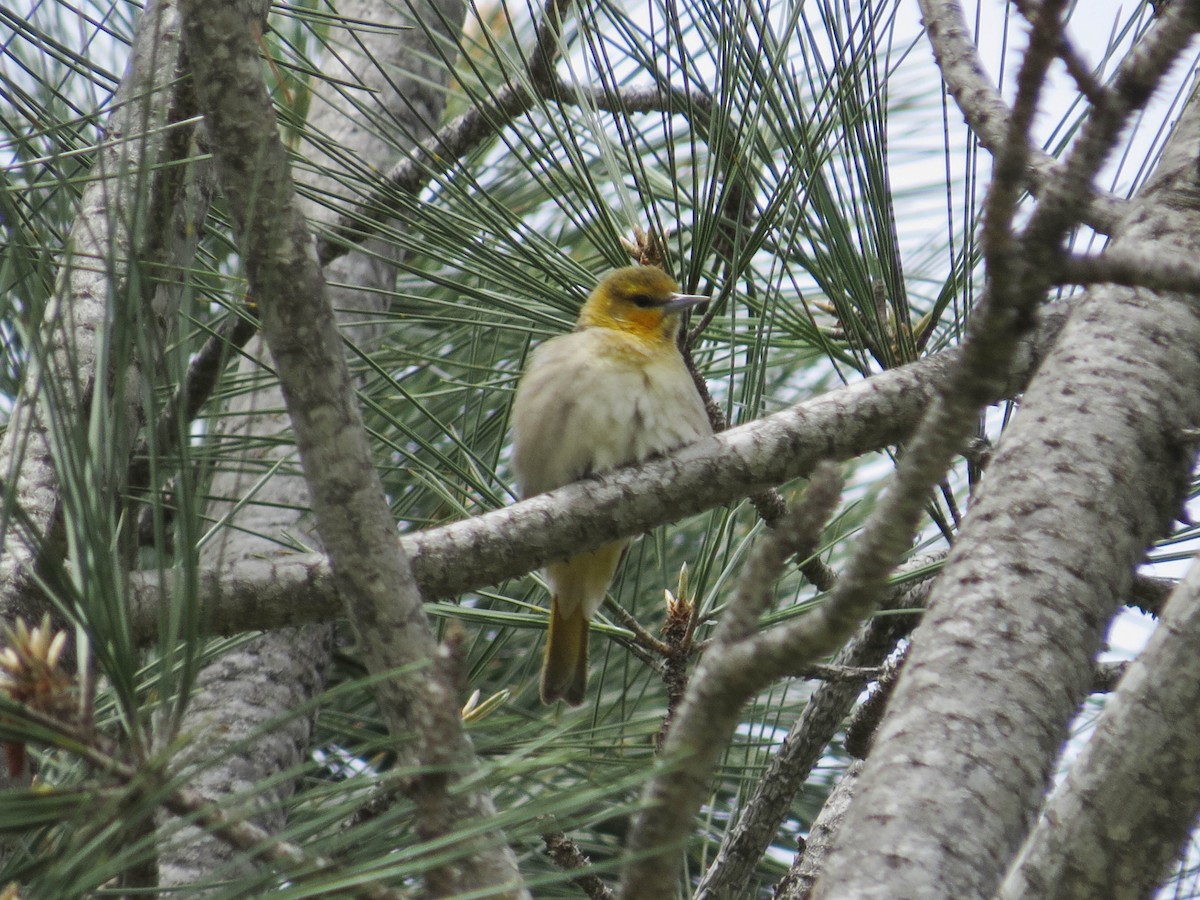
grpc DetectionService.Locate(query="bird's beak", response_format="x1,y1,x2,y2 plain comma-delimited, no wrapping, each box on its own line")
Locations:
663,292,710,313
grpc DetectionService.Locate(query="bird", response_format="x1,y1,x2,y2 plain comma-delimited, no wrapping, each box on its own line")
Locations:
511,265,714,705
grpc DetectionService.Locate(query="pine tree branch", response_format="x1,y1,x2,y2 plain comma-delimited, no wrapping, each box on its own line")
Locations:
693,559,937,899
621,465,844,897
1011,0,1109,109
6,704,406,900
128,309,258,495
980,0,1069,291
123,310,1063,643
176,2,526,896
0,0,194,625
815,11,1200,895
1019,0,1200,258
1054,249,1200,294
314,27,713,269
917,0,1124,232
997,560,1200,898
773,760,864,900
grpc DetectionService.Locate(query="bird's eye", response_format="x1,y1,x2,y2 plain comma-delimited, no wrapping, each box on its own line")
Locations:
630,293,656,308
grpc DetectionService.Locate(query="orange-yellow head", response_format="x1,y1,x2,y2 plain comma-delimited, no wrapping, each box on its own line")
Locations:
576,266,708,344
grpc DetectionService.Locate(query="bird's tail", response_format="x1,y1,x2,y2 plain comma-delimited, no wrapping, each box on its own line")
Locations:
541,595,589,705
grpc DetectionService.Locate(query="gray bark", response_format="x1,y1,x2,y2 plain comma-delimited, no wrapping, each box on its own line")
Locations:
997,553,1200,897
812,70,1200,900
774,762,864,900
156,0,477,891
0,0,191,621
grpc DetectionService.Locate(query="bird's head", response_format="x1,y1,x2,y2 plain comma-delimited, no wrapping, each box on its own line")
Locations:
576,266,708,343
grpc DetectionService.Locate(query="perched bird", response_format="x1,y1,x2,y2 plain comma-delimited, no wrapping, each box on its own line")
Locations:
512,266,713,705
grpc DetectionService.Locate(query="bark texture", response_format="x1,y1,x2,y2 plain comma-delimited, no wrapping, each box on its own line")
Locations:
157,0,494,892
812,73,1200,900
997,527,1200,897
0,0,189,622
154,4,320,888
775,761,864,900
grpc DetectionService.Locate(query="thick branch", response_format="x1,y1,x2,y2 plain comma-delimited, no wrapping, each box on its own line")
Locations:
917,0,1123,232
812,54,1200,900
0,0,189,623
124,313,1061,643
774,761,864,900
997,559,1200,899
177,3,525,896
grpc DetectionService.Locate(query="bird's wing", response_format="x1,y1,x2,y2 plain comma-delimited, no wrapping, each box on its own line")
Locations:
630,351,713,458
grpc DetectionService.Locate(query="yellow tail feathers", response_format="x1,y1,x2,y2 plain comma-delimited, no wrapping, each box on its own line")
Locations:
541,595,589,705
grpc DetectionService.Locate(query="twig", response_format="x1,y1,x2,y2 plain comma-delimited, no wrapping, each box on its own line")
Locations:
528,0,576,91
979,0,1068,297
10,704,407,900
1054,249,1200,295
552,78,706,117
916,0,1123,232
1129,573,1174,617
128,311,258,493
602,600,670,660
843,645,908,759
1051,31,1111,108
795,663,884,683
542,832,615,900
316,60,714,268
621,464,844,897
693,555,938,900
1020,0,1200,255
1012,0,1111,107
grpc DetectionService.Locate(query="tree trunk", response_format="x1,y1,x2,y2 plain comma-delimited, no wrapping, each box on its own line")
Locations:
156,0,474,889
813,68,1200,900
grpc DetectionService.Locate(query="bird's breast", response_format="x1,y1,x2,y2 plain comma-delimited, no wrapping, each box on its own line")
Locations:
512,328,712,497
